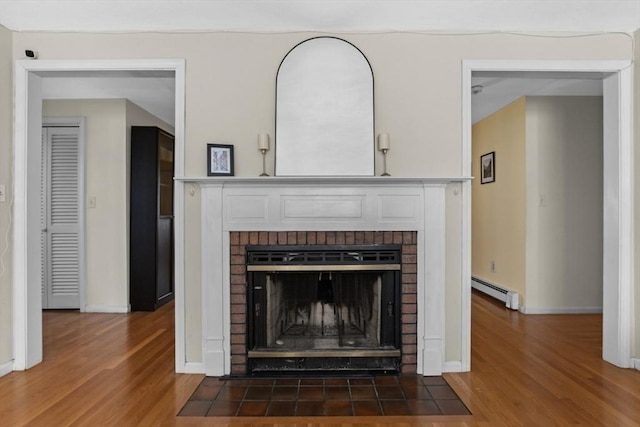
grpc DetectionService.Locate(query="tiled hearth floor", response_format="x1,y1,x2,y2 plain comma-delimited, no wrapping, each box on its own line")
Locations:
178,375,471,417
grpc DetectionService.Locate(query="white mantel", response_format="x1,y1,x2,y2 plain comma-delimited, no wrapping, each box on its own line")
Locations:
178,176,471,376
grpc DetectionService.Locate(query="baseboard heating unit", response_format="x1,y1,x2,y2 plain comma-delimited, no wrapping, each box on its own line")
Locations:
471,277,519,310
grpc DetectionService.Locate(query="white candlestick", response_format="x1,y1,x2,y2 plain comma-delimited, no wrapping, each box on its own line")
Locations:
258,133,270,151
378,133,390,151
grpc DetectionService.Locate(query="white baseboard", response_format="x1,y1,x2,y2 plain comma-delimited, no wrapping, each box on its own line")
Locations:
520,306,603,314
179,362,205,374
443,361,464,373
84,304,130,313
0,360,14,377
632,358,640,371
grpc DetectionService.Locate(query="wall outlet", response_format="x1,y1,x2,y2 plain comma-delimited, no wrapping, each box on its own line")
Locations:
0,184,5,203
490,260,496,273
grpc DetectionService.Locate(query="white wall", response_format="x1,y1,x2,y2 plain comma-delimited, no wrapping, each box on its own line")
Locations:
525,96,603,313
42,99,173,312
0,24,14,370
634,29,640,362
5,30,635,366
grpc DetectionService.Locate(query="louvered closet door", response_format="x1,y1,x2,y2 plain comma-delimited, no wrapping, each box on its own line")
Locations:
42,126,81,309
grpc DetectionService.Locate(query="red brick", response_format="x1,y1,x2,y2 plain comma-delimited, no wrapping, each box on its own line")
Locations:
355,231,365,244
326,232,336,245
231,344,245,355
230,232,240,245
307,232,317,245
402,274,417,285
402,354,417,364
231,255,245,265
230,275,246,285
345,231,355,245
364,231,375,244
240,232,250,245
402,324,417,334
231,334,246,344
402,334,417,344
402,293,417,304
316,231,326,245
230,294,245,304
231,245,244,255
259,231,268,245
393,232,403,244
402,344,417,355
402,264,417,274
401,364,417,374
268,232,278,245
336,231,346,245
249,232,259,245
230,314,246,324
402,314,417,324
231,355,247,365
402,304,417,314
231,265,246,275
231,365,246,375
402,244,417,254
402,254,417,264
374,233,384,244
287,231,297,244
230,284,245,295
401,284,417,295
231,303,246,314
297,232,307,245
231,324,246,334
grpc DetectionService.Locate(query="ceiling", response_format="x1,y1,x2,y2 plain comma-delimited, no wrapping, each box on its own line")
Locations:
1,1,638,32
5,1,632,127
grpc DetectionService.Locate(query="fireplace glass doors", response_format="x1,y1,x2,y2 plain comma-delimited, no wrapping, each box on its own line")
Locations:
246,245,401,374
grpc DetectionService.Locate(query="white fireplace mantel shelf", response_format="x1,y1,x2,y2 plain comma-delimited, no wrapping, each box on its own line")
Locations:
192,175,468,377
176,176,473,185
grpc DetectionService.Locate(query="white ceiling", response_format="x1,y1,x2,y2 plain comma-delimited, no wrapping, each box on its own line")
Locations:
1,0,638,32
6,1,631,127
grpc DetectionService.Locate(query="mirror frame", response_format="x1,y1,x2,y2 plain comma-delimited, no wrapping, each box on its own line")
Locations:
275,37,375,176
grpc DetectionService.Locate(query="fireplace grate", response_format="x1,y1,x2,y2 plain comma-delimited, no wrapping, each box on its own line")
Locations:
247,245,401,266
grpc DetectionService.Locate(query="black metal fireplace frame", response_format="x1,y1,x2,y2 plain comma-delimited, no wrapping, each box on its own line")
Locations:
245,244,402,374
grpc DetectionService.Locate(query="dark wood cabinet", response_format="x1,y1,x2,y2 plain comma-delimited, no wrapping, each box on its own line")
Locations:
130,126,175,311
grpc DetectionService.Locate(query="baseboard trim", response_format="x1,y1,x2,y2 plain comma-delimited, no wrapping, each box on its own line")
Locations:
443,361,464,373
632,358,640,371
179,362,205,374
84,305,130,313
520,306,603,314
0,360,14,377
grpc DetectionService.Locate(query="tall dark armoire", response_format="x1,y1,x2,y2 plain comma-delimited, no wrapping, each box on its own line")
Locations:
130,126,175,311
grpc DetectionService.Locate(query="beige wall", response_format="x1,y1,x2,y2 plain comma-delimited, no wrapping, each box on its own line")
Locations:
0,25,14,368
5,30,635,366
43,99,173,311
525,97,603,312
472,98,527,301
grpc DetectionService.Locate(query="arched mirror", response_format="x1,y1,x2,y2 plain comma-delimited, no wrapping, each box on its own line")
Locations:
275,37,374,176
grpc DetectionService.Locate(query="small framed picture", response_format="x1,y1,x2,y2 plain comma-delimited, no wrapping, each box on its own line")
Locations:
207,144,234,176
480,151,495,184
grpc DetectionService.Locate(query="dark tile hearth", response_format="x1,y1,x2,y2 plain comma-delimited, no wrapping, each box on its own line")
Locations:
178,375,471,417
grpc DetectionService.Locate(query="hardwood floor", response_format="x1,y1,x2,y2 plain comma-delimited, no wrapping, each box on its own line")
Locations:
1,293,638,426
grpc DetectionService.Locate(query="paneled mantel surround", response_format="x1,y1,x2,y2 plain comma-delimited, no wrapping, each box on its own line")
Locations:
178,176,472,376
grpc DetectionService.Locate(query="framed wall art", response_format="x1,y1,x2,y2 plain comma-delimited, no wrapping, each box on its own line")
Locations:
207,144,234,176
480,151,495,184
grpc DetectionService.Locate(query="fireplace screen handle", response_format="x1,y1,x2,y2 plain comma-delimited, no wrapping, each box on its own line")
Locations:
255,302,261,318
387,301,394,317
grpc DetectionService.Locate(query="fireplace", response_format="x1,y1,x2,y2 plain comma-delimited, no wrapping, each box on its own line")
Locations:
246,245,402,374
194,178,456,377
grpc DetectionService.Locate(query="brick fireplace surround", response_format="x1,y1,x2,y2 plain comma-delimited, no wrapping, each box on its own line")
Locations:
195,177,464,378
229,230,418,375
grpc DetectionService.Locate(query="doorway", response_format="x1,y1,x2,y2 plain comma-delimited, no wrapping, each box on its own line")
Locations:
461,60,634,370
41,119,85,310
13,59,186,371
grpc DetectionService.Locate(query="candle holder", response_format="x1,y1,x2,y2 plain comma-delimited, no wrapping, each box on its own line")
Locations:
258,133,270,176
380,148,390,176
378,133,391,176
259,148,269,176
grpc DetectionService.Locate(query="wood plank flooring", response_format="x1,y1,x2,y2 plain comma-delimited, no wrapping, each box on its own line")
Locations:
1,292,638,426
